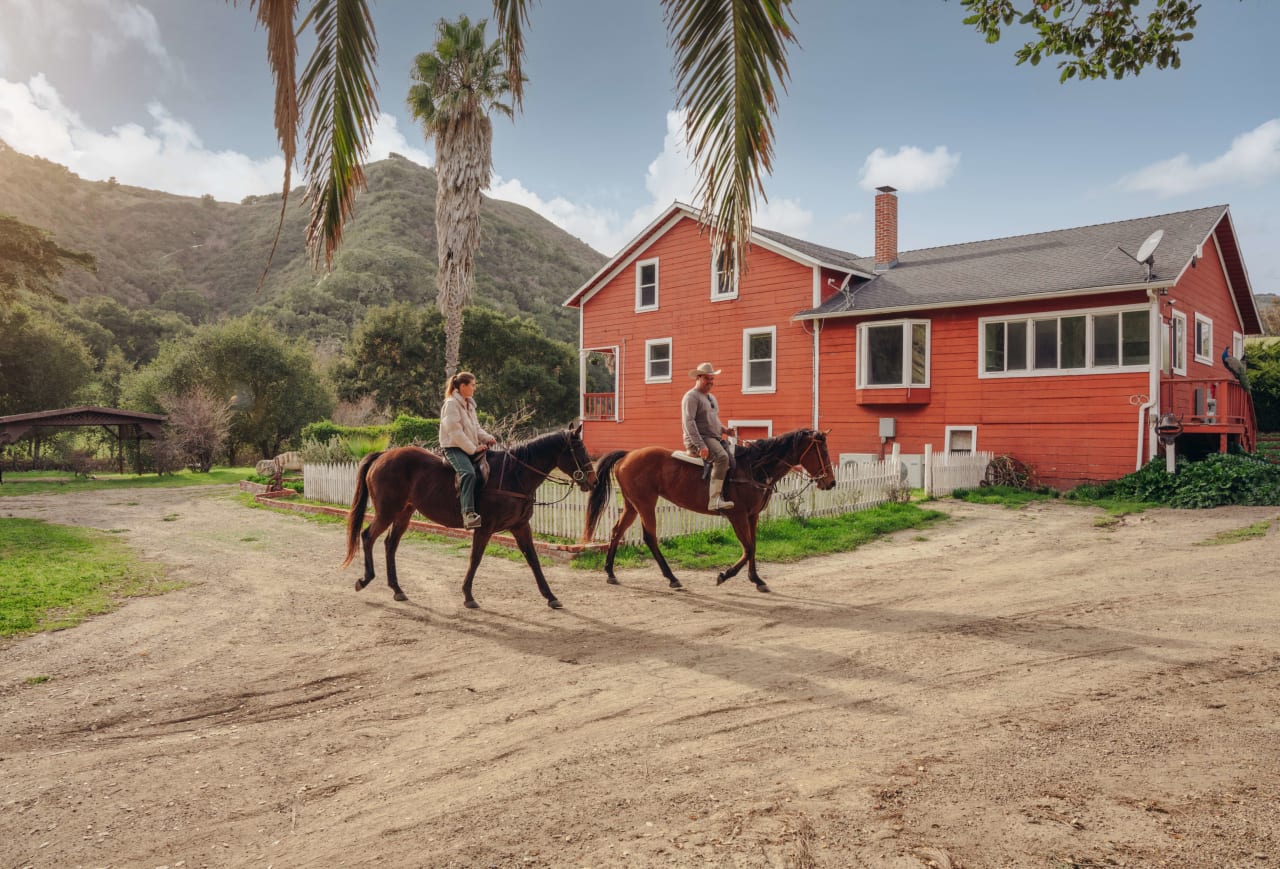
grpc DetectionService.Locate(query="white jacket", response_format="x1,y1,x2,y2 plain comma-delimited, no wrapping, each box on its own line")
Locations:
439,393,493,454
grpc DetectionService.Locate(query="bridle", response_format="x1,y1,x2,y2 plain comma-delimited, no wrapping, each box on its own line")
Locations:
494,430,593,505
792,431,834,484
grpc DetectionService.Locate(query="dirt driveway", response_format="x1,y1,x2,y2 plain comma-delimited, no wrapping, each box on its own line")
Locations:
2,486,1278,868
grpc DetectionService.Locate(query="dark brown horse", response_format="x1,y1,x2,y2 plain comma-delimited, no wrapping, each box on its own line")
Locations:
343,425,596,609
584,429,837,592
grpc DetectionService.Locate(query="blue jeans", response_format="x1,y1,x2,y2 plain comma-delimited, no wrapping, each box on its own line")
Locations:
443,447,479,514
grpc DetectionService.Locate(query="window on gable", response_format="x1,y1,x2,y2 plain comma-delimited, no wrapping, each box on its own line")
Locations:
982,307,1150,376
636,258,658,311
1169,312,1186,375
743,326,776,393
645,338,672,383
858,320,930,388
712,244,738,299
1194,314,1212,363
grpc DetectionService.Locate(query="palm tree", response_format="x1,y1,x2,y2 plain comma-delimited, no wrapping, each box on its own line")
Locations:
407,16,514,378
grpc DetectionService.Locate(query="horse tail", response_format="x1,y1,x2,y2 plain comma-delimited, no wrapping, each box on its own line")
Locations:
342,450,383,567
584,450,627,540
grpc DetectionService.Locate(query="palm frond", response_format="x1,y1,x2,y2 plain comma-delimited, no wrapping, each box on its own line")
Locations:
664,0,796,265
299,0,380,269
243,0,300,289
492,0,533,110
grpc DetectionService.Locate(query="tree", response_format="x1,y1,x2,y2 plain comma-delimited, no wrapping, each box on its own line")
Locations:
1245,338,1280,433
1259,297,1280,337
333,303,578,428
408,15,514,379
958,0,1205,82
0,305,94,415
159,385,233,472
0,214,95,307
125,318,333,459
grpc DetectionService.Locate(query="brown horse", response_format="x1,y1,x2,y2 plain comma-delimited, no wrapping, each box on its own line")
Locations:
584,429,837,592
343,425,596,609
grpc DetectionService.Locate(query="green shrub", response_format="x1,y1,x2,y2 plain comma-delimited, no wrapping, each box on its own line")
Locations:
299,436,353,464
1068,453,1280,508
389,414,440,446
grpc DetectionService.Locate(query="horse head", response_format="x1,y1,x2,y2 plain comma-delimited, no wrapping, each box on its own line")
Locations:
560,423,597,491
796,429,837,490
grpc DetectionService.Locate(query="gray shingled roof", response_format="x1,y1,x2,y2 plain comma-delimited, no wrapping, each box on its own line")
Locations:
752,226,869,273
794,205,1229,319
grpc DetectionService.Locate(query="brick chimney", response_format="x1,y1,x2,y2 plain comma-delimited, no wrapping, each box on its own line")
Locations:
874,185,898,271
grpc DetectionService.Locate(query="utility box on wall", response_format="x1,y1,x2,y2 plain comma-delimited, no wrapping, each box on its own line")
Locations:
879,417,896,439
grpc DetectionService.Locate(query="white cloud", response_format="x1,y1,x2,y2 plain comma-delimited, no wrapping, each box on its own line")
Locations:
366,112,434,169
753,197,813,238
86,0,172,72
1119,119,1280,196
858,145,959,192
0,74,283,201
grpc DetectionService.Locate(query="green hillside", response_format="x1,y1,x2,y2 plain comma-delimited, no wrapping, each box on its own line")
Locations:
0,142,605,345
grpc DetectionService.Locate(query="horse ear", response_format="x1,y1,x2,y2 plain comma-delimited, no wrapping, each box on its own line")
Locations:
572,422,583,438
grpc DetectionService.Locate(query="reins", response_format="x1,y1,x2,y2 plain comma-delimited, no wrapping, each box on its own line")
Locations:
488,431,591,506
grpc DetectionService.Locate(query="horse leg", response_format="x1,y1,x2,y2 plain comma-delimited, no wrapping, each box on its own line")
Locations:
634,506,682,590
382,507,414,602
716,512,768,592
460,529,492,609
604,501,639,585
356,514,393,591
511,523,562,609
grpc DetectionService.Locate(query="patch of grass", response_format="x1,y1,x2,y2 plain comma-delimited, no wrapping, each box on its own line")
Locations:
571,501,946,571
1194,519,1272,546
949,485,1057,508
0,518,179,639
24,675,52,686
0,467,255,498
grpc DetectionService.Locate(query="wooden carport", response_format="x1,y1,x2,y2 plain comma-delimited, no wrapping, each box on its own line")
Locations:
0,406,167,481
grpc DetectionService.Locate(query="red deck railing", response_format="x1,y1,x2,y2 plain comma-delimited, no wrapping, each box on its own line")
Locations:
1159,377,1257,451
583,392,616,421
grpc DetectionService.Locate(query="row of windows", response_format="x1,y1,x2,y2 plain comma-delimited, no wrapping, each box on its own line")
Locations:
646,326,776,391
635,248,738,311
636,307,1238,396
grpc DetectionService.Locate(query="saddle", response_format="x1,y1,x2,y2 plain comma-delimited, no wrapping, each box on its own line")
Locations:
451,451,491,498
670,442,737,480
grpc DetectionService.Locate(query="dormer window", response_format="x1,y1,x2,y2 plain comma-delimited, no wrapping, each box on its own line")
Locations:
635,258,658,311
712,244,738,300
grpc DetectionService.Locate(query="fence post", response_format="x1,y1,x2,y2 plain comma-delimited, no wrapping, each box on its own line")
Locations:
923,443,933,496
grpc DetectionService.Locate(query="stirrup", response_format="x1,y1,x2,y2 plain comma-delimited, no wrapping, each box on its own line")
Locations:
463,511,482,529
708,496,734,511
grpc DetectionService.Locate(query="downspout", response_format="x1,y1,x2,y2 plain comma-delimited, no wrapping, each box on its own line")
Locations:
811,320,822,429
1137,287,1161,469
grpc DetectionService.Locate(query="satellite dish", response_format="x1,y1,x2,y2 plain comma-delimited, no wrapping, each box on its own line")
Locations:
1135,229,1164,265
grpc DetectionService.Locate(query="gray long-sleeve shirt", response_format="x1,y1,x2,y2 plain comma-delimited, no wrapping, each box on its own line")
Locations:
682,388,723,451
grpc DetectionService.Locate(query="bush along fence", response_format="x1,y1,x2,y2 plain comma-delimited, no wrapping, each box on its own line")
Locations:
304,446,990,545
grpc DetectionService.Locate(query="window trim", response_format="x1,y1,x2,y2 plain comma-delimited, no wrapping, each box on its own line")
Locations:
1193,313,1213,364
635,258,659,312
711,244,739,301
945,425,978,455
644,337,673,384
1170,311,1187,376
857,319,931,389
978,303,1152,378
741,325,777,394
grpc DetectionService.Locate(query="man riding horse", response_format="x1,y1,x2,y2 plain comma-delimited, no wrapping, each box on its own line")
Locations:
682,362,735,511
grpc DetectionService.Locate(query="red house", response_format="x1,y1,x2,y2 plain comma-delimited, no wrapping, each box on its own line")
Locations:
565,190,1264,489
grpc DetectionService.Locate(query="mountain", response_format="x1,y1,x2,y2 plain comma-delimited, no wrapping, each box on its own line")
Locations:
0,142,606,345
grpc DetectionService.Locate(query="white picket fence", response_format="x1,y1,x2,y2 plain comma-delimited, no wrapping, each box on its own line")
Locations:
304,447,990,545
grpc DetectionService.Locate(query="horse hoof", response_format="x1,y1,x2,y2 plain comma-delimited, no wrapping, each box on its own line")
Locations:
606,576,620,585
548,598,563,610
669,580,684,590
464,600,479,609
393,591,408,602
756,583,771,593
354,579,366,592
715,573,729,586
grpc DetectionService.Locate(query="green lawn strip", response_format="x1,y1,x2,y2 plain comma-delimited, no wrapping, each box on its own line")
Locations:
571,501,947,571
0,468,254,497
949,485,1058,509
0,518,178,640
1194,519,1273,546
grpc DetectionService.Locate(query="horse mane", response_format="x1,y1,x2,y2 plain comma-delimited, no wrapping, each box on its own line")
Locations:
737,429,810,470
498,428,572,465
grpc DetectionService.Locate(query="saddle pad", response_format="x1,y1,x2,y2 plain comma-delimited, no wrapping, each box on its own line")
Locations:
671,451,705,466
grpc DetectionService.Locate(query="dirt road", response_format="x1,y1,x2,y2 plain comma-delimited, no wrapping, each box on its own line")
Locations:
2,486,1278,868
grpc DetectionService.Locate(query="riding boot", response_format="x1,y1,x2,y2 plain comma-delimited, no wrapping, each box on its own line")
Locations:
708,476,734,511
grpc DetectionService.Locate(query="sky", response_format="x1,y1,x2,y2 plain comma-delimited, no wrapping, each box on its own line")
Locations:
1,0,1278,295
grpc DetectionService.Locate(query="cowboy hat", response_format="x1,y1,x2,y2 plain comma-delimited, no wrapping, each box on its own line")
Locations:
689,362,721,378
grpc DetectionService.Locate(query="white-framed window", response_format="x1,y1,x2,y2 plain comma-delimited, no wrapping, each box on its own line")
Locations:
742,326,776,393
711,244,738,300
645,338,672,383
1233,331,1245,359
1167,311,1187,375
635,258,659,311
858,319,930,388
1193,313,1213,364
945,426,977,455
728,419,773,444
980,305,1150,377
